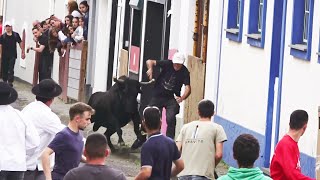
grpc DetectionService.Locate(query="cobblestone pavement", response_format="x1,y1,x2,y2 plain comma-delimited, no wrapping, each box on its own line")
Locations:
11,79,228,179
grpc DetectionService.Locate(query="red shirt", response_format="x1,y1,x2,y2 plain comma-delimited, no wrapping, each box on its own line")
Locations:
270,135,315,180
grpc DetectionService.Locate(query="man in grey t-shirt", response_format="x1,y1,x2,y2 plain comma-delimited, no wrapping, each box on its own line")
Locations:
63,133,126,180
176,100,227,180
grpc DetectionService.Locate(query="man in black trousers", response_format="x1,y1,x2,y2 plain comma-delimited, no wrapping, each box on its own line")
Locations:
0,21,25,87
146,52,191,139
27,26,53,82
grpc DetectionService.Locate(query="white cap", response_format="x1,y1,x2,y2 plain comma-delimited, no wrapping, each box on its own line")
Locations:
172,52,185,64
4,21,12,27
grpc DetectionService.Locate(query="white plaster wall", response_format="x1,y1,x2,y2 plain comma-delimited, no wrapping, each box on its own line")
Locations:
4,0,67,84
204,0,225,104
278,0,320,157
176,0,195,120
214,0,275,135
177,0,195,55
91,0,112,93
168,0,181,50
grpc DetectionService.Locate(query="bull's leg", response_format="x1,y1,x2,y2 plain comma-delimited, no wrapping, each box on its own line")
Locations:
117,128,125,146
105,128,116,152
131,112,146,150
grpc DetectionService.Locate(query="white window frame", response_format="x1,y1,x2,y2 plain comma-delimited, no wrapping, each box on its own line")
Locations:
236,0,241,28
258,0,263,32
303,0,310,43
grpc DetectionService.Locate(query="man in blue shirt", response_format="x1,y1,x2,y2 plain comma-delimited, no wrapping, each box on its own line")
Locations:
41,102,94,180
135,106,184,180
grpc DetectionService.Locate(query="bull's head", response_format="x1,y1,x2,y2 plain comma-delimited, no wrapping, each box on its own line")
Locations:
113,76,154,114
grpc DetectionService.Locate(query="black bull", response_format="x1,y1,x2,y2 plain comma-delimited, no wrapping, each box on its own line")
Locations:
88,76,154,151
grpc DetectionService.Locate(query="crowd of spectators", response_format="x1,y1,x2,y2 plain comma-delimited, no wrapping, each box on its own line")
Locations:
32,0,89,57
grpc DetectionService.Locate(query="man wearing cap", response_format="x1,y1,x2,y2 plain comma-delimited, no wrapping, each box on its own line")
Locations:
146,52,191,139
0,82,40,179
0,21,26,87
22,79,65,180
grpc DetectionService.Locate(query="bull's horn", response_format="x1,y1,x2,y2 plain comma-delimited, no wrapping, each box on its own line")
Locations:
140,79,155,85
113,76,125,83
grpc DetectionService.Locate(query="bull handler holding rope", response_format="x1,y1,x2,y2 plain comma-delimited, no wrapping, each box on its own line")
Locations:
146,52,191,139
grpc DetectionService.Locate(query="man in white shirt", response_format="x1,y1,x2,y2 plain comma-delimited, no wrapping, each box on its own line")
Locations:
0,82,40,180
22,79,65,180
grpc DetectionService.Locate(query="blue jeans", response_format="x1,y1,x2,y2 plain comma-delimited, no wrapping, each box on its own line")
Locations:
178,175,210,180
0,171,24,180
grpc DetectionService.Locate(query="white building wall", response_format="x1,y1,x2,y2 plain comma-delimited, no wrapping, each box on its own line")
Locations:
91,0,112,93
278,0,320,157
177,0,195,55
204,0,224,104
214,0,275,135
168,0,180,51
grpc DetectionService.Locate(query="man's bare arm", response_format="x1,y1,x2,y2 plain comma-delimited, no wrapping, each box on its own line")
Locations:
176,85,191,103
176,141,182,152
41,147,54,180
171,159,184,177
215,142,224,166
0,44,2,59
19,42,25,59
27,45,45,53
135,167,152,180
146,59,157,80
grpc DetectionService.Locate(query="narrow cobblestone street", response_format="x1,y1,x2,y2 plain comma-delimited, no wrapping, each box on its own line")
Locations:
11,79,228,179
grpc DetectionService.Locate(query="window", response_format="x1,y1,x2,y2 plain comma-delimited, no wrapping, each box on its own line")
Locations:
225,0,245,42
289,0,314,60
246,0,267,48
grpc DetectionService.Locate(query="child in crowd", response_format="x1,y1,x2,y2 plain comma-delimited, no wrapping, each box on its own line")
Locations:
64,15,73,28
66,26,76,45
45,18,51,29
40,21,49,32
40,20,50,37
72,17,84,43
72,17,79,30
68,1,82,18
79,1,89,40
48,28,64,57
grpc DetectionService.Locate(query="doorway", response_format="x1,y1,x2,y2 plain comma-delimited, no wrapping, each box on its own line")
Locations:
106,0,119,90
139,0,171,115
